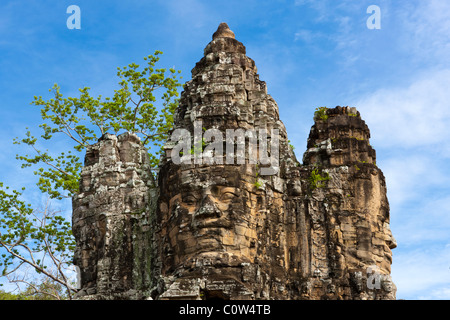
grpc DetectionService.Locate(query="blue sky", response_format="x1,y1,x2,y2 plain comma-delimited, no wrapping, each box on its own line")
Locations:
1,0,450,299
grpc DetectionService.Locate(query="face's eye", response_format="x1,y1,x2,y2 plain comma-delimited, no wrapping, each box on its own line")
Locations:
220,191,238,202
183,195,198,206
211,185,219,195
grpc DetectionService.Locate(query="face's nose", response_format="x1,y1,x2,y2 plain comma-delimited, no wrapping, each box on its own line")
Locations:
384,222,397,249
193,194,222,219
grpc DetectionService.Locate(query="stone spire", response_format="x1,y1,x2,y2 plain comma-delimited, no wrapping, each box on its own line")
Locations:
299,106,397,299
154,22,298,299
72,133,155,299
212,22,236,40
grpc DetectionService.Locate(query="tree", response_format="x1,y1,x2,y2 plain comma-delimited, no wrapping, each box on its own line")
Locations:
0,189,76,299
18,277,70,300
0,279,68,300
1,51,182,298
14,50,181,200
0,289,26,300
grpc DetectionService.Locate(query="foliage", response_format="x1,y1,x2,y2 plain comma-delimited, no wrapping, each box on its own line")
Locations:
0,279,68,300
253,164,263,189
309,167,330,190
2,50,181,298
314,106,328,121
190,137,208,155
13,50,182,200
253,179,263,189
0,185,76,299
288,140,295,151
20,278,69,300
0,289,25,300
0,51,181,299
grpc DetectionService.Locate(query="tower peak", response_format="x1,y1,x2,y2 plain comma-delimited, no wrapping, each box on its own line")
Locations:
212,22,235,40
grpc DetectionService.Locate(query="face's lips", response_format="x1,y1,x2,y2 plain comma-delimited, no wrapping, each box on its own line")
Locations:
192,216,233,229
384,251,393,264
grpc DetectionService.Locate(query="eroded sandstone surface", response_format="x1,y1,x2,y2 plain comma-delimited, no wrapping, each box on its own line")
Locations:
72,23,396,300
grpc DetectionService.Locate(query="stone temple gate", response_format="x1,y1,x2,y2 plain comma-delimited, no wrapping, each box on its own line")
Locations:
72,23,396,300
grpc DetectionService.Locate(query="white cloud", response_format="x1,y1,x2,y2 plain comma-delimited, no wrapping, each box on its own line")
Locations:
351,2,450,296
392,245,450,299
163,0,216,29
382,156,431,206
398,1,450,66
294,0,312,6
293,0,331,22
390,192,450,247
294,29,320,43
357,69,450,151
356,69,450,290
418,287,450,300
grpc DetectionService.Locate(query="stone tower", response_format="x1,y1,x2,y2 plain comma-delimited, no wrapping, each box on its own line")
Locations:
72,132,157,299
72,23,396,300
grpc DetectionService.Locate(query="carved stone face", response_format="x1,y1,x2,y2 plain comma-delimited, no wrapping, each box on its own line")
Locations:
159,165,259,272
383,222,397,263
381,275,394,293
350,271,364,293
183,185,240,229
